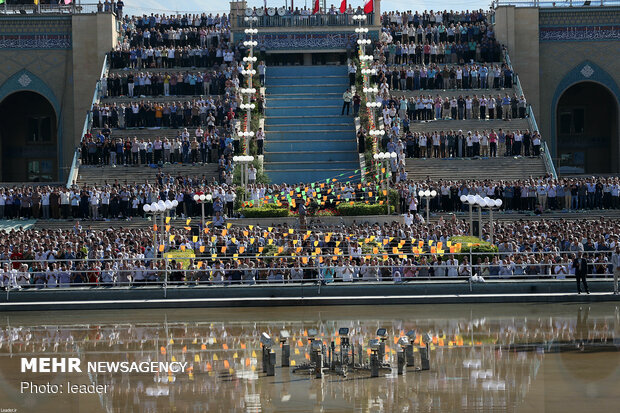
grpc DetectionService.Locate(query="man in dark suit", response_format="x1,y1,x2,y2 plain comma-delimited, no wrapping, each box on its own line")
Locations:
572,253,590,294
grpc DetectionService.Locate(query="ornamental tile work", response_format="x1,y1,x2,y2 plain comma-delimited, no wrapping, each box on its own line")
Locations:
256,32,359,50
0,16,72,49
580,64,594,78
539,7,620,26
0,16,72,34
539,25,620,41
0,34,72,49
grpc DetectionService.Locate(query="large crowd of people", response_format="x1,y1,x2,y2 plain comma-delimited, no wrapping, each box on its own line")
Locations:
109,12,232,69
3,8,619,291
381,93,527,122
371,127,541,159
3,176,620,222
90,99,241,129
101,70,245,98
0,214,619,288
372,63,513,92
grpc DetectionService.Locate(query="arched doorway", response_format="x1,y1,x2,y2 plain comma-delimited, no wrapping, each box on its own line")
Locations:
556,81,619,174
0,91,58,182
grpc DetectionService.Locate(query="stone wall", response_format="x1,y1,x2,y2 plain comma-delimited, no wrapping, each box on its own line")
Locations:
0,13,117,182
495,5,620,172
494,6,540,122
538,43,620,165
0,15,74,182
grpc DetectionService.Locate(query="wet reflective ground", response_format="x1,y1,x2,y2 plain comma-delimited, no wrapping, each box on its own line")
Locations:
0,303,619,412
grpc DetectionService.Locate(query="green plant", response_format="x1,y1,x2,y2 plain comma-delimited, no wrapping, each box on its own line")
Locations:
361,240,385,255
449,236,499,263
239,206,289,218
336,202,393,216
314,209,336,217
388,189,399,212
234,186,248,210
261,243,278,256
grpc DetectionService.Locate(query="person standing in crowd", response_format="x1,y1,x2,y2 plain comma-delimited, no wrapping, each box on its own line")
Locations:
348,62,357,86
572,252,590,294
341,88,352,116
612,246,620,295
258,61,266,86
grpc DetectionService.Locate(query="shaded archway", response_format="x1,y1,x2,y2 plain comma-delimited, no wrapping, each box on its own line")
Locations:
0,91,58,182
556,81,619,174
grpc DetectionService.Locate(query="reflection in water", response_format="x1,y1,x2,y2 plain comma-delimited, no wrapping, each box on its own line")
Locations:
0,303,618,412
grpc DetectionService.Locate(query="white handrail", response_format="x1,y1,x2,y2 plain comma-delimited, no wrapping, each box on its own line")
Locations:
66,54,108,188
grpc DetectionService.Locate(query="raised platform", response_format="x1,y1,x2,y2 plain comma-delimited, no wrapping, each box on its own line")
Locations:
75,163,220,186
405,156,548,180
0,280,616,311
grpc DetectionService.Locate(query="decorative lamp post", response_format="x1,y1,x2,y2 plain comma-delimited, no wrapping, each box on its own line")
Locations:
143,199,178,254
373,151,397,214
418,189,438,223
460,194,477,237
233,155,255,200
193,192,213,230
242,18,258,156
476,197,503,244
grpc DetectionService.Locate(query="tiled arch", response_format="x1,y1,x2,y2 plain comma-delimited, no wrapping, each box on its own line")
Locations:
0,69,64,180
549,60,620,159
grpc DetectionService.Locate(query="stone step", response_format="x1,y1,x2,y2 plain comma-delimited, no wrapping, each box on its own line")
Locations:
267,65,347,77
265,160,359,171
101,94,220,104
108,67,214,74
265,151,357,163
264,169,358,185
391,87,517,99
265,115,354,126
108,127,226,140
267,84,347,94
404,157,548,180
265,105,342,117
266,140,357,152
75,164,220,186
266,96,342,106
266,130,352,140
267,76,349,86
408,118,531,133
264,123,354,132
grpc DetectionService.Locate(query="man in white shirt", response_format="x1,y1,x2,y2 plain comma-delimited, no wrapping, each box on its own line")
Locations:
403,211,414,226
341,259,356,282
89,190,100,220
41,190,50,219
445,256,459,277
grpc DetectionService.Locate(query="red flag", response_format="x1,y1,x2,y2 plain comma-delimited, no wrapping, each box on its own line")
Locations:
313,0,320,14
340,0,346,14
363,0,373,14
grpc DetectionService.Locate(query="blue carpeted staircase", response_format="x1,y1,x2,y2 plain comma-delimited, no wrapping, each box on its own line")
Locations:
264,65,359,184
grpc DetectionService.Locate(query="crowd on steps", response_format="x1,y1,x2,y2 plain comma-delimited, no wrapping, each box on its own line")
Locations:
2,176,620,221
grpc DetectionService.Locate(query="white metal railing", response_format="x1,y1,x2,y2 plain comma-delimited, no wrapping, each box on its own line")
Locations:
0,3,112,15
66,54,108,187
503,50,557,178
494,0,620,7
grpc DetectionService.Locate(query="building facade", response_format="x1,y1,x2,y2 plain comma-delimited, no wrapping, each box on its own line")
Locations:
0,11,116,183
495,4,620,174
